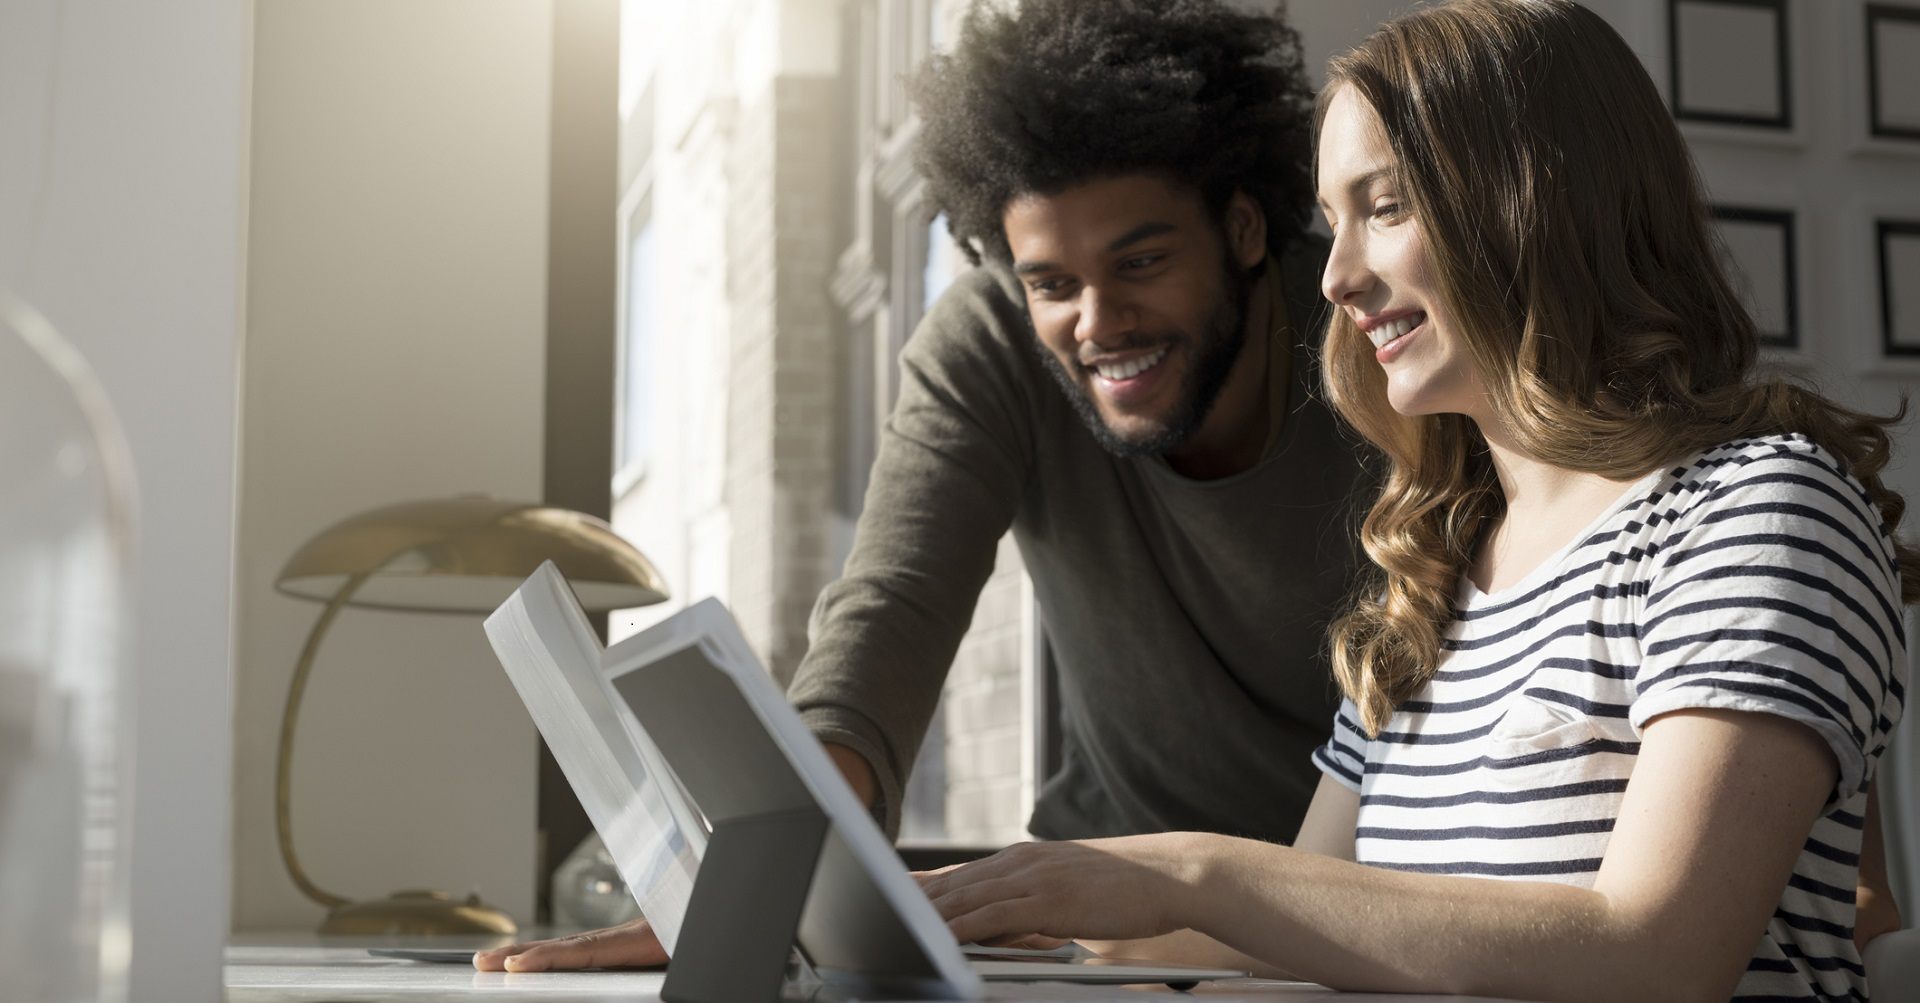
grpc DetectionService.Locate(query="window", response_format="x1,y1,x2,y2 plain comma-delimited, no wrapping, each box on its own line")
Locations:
614,189,655,492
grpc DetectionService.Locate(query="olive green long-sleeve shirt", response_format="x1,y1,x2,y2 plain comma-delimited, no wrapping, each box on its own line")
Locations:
789,236,1368,843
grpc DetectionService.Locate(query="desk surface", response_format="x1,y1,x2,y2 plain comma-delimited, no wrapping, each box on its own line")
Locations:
225,936,1525,1003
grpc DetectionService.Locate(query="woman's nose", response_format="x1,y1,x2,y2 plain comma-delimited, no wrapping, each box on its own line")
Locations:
1320,232,1374,308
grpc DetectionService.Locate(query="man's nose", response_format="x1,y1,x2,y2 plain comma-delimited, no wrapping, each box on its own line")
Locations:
1074,285,1135,349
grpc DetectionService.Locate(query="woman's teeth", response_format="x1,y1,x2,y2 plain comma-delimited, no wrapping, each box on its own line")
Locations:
1367,312,1426,349
1093,346,1169,381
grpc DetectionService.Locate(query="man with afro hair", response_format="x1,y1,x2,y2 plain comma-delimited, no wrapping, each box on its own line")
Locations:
477,0,1368,973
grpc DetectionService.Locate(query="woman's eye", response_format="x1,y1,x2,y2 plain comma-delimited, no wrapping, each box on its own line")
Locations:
1372,201,1405,222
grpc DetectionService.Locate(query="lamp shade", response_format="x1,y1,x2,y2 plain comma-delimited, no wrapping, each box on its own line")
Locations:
274,497,667,613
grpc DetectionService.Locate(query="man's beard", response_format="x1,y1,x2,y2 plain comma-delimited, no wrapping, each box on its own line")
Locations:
1034,263,1255,459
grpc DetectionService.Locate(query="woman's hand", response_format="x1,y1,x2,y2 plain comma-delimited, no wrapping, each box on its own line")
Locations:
914,834,1210,947
471,917,666,972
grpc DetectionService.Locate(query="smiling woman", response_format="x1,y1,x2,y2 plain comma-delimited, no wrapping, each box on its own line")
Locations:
920,2,1914,1001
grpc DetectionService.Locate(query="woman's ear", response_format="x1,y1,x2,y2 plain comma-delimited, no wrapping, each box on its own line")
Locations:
1224,190,1269,269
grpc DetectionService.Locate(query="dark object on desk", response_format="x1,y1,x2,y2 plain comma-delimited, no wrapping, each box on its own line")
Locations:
368,948,477,965
663,808,830,1003
897,845,998,872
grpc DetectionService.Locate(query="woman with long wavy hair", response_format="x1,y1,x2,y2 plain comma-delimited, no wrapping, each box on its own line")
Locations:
917,2,1911,999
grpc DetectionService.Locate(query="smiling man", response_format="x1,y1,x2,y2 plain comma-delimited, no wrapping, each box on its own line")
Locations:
790,0,1368,846
478,0,1369,973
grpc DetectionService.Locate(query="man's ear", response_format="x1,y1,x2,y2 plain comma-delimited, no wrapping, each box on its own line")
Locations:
1224,190,1268,269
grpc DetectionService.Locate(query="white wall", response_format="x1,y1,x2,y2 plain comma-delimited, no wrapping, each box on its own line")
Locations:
608,0,737,643
231,0,553,929
0,0,250,995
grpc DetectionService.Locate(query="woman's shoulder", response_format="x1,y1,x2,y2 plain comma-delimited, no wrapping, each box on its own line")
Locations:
1657,432,1891,550
1666,433,1862,504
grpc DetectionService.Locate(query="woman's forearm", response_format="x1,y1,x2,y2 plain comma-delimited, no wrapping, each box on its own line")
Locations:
1181,835,1718,1003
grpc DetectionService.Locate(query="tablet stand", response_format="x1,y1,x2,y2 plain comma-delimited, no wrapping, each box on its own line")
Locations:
661,807,828,1003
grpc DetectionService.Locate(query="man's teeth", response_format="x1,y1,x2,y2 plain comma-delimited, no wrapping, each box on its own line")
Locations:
1367,312,1426,349
1093,347,1169,381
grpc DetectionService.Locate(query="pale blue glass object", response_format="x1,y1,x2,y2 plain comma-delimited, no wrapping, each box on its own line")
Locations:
552,832,643,930
0,291,137,1002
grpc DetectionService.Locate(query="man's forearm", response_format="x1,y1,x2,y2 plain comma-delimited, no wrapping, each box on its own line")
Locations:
824,741,879,810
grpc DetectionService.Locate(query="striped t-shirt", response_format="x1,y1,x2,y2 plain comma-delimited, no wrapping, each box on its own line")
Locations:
1313,434,1906,1001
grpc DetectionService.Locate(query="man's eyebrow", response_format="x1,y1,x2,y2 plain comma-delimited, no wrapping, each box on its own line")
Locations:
1012,221,1178,275
1104,221,1176,253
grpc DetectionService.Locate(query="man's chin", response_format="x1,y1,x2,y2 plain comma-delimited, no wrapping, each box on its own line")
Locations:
1088,413,1189,458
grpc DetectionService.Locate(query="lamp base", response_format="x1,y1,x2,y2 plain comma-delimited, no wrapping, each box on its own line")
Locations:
318,889,518,937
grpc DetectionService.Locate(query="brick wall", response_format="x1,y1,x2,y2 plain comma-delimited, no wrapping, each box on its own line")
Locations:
726,75,845,687
941,533,1031,843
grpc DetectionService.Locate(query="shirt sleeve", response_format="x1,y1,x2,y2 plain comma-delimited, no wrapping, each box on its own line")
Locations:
1312,697,1369,793
787,266,1040,839
1631,443,1907,805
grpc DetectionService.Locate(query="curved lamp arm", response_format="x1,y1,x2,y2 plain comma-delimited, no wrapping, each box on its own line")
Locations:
274,570,372,911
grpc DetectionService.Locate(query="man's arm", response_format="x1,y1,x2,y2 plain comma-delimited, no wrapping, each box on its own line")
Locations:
787,267,1040,837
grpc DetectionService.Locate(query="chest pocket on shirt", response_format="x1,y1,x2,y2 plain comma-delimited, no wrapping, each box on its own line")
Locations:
1482,692,1606,789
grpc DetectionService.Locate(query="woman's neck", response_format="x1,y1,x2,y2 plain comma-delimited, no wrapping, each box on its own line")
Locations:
1478,419,1629,514
1468,418,1645,593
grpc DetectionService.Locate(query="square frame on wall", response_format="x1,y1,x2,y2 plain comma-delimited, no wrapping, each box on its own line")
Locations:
1878,219,1920,359
1867,3,1920,142
1668,0,1792,132
1710,205,1800,352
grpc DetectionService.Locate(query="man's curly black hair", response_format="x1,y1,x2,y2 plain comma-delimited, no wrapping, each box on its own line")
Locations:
911,0,1317,266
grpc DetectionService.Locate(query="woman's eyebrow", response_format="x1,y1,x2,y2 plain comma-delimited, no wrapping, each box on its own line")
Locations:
1316,168,1392,213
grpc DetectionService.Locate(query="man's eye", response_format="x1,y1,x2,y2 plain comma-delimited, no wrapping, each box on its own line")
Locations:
1119,254,1161,270
1029,278,1069,296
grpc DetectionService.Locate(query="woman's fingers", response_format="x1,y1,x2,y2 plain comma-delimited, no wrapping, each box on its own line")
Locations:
946,896,1050,947
471,919,667,972
928,871,1032,923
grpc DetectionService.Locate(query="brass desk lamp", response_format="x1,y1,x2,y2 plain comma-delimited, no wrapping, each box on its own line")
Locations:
272,497,668,936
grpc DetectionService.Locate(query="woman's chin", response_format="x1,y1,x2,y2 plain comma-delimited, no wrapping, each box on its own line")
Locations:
1384,389,1442,418
1383,378,1478,420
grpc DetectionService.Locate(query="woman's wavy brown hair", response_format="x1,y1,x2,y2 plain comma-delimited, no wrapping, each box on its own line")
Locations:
1318,0,1919,735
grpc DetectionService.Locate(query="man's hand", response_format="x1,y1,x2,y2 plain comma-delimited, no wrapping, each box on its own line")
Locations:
472,742,881,974
1856,781,1903,951
472,917,665,972
1856,883,1902,950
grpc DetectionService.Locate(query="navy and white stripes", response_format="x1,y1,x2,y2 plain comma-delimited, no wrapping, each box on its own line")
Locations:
1313,435,1906,1001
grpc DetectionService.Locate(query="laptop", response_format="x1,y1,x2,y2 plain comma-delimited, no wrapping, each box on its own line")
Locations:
481,562,1246,999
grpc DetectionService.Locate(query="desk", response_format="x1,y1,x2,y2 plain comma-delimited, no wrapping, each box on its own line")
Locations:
225,936,1527,1003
